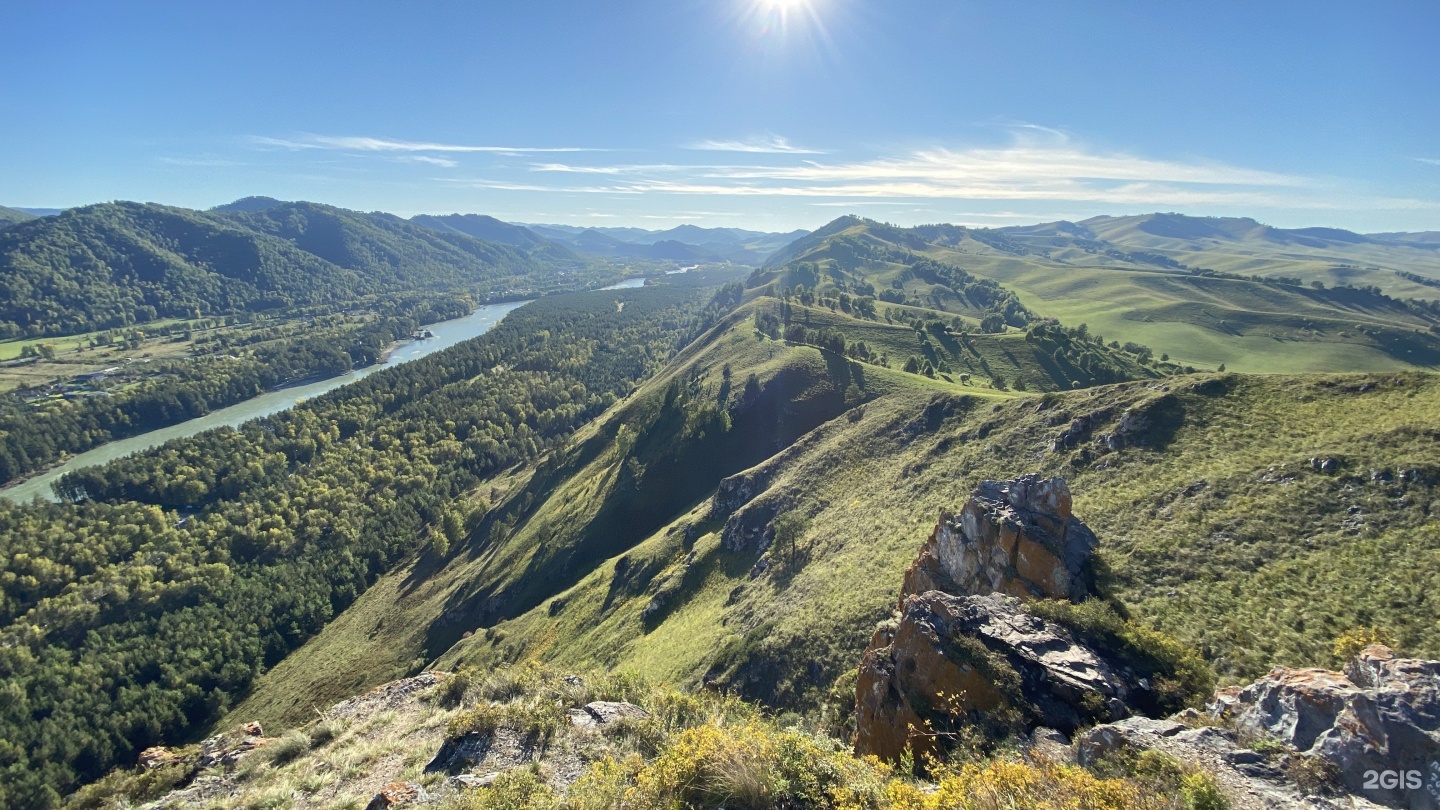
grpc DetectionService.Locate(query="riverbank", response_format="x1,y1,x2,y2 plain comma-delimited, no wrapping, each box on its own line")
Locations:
0,299,531,504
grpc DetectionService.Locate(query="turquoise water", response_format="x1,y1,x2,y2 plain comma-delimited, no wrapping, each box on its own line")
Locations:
1,300,530,503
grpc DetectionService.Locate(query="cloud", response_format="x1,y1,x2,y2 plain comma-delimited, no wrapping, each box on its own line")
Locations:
687,135,825,154
407,133,1439,216
249,134,597,154
397,155,459,168
1417,157,1440,166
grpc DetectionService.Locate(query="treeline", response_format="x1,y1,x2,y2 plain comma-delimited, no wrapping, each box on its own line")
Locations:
0,285,729,808
0,296,472,486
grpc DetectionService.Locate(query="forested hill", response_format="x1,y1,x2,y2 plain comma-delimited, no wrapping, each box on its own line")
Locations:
0,201,574,339
0,280,735,808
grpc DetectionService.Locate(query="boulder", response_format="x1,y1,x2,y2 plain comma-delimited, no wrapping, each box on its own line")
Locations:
365,782,430,810
854,592,1152,761
902,475,1097,602
1216,645,1440,808
582,701,649,724
138,746,177,770
1074,717,1374,809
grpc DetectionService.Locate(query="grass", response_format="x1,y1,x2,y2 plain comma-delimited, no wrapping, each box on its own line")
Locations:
764,218,1440,375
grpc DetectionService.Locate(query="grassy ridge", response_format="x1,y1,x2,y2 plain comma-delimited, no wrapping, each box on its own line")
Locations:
766,218,1440,374
434,371,1440,714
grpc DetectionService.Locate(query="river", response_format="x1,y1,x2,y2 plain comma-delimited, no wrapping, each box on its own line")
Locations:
1,299,531,503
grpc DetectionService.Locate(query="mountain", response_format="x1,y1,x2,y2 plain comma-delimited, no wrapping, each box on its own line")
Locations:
15,207,63,217
0,206,36,228
210,195,286,213
759,215,1440,375
1369,230,1440,249
0,200,575,339
524,222,811,264
410,213,548,249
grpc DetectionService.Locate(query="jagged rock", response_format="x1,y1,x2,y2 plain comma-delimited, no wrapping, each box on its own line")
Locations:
365,781,430,810
902,475,1097,602
713,468,772,519
450,772,501,789
1075,717,1374,809
582,701,649,724
1215,645,1440,808
854,592,1150,762
242,721,263,737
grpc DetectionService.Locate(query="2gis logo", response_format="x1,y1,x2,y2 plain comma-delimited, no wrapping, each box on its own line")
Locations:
1363,769,1424,792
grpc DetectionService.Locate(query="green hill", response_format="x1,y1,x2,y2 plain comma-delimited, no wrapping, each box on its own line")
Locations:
759,216,1440,374
0,201,570,339
0,206,36,229
410,213,583,264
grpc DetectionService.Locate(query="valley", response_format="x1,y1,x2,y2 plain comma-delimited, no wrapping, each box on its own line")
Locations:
1,206,1437,810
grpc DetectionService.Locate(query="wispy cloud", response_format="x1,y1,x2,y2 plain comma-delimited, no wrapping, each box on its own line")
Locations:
249,134,597,154
687,135,825,154
397,155,459,168
491,142,1316,208
1417,157,1440,166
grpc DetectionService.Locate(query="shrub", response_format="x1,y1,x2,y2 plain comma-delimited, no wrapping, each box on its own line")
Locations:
265,730,311,766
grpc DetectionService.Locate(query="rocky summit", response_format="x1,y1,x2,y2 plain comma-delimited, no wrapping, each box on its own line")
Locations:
901,474,1098,602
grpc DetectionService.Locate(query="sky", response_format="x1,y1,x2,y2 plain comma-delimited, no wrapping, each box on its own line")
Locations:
1,0,1437,233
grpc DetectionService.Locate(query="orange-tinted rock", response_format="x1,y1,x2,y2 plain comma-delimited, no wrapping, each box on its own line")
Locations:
855,592,1142,762
905,475,1096,604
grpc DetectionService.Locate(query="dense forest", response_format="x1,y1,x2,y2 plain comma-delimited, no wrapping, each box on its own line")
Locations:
0,201,598,339
0,283,731,808
0,295,472,485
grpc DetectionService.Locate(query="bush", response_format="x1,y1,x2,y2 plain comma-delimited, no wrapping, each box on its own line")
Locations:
265,730,311,766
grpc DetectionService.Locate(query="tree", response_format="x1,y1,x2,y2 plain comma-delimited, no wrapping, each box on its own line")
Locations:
980,314,1005,334
772,510,811,567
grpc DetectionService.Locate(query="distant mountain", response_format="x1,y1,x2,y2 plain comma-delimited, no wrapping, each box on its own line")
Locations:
410,213,582,264
16,207,64,217
523,222,810,263
211,201,551,293
0,200,564,339
758,214,1440,374
211,196,287,213
0,206,37,228
1369,231,1440,249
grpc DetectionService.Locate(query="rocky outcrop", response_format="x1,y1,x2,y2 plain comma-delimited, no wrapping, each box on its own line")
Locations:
855,475,1163,763
567,700,649,727
902,475,1097,601
1076,717,1381,810
855,593,1156,762
1213,645,1440,808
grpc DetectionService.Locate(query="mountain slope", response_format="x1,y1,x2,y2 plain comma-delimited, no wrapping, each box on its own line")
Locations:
0,206,36,228
409,213,583,265
762,216,1440,374
0,202,363,337
437,370,1440,713
0,200,573,339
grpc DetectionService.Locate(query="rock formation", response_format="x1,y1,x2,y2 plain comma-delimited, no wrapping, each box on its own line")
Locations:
1215,644,1440,809
854,592,1153,761
855,475,1138,762
902,474,1097,601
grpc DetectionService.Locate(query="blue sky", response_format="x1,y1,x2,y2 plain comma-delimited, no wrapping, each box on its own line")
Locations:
1,0,1437,232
